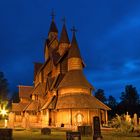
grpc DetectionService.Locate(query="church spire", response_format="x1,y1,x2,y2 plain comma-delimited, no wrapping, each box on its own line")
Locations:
48,10,58,33
68,26,83,71
68,26,81,59
59,18,70,44
45,10,59,61
48,21,58,33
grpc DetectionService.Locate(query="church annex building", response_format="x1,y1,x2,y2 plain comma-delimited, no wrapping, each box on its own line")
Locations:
9,16,110,129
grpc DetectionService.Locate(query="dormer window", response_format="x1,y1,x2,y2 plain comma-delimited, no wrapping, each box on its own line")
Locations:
32,94,36,100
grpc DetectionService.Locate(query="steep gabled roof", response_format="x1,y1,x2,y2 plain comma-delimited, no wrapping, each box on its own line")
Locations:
58,70,93,89
68,32,81,59
34,62,43,80
59,24,70,44
31,83,46,96
52,50,61,65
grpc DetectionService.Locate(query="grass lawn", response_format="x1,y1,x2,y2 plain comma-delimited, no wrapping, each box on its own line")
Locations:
12,129,140,140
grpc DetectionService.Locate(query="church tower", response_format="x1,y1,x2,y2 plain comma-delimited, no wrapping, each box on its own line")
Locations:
68,29,83,71
58,28,93,96
44,14,59,61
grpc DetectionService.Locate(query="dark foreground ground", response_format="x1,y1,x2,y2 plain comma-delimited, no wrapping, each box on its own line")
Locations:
12,128,140,140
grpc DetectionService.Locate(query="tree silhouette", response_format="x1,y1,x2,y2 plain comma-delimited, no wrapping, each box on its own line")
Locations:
108,95,117,108
118,85,139,116
94,89,107,104
12,91,20,103
107,95,118,119
120,85,139,105
0,72,9,100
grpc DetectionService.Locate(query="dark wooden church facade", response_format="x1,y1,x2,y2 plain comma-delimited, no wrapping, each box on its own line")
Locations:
9,17,110,128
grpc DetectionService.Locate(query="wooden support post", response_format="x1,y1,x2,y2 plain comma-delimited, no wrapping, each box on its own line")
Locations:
105,110,108,125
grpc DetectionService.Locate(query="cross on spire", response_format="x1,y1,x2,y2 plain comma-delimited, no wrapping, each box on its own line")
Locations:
61,17,66,24
71,26,77,34
51,9,55,21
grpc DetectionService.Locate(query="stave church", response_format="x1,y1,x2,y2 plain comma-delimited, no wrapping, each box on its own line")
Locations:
9,15,110,129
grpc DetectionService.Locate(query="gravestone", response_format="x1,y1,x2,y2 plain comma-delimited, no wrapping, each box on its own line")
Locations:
126,112,131,123
133,113,137,126
93,116,103,140
41,128,51,135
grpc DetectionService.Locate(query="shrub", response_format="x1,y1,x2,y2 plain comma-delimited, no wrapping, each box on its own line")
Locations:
110,114,134,134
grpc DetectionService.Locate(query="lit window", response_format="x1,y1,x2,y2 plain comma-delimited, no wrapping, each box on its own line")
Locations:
76,113,83,124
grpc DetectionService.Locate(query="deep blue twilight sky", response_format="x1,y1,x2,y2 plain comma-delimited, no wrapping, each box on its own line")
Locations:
0,0,140,100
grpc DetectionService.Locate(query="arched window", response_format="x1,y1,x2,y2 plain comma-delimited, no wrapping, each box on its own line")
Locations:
75,113,84,125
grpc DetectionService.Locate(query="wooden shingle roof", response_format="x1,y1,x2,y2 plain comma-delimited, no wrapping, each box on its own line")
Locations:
58,70,93,89
56,94,110,110
48,20,58,33
19,85,33,98
59,24,69,44
34,62,43,80
12,102,29,112
25,101,40,111
54,74,65,89
31,83,46,96
68,32,81,59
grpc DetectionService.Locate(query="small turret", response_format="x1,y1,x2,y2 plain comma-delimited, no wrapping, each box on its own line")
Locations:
48,20,58,33
48,20,58,40
68,27,83,71
48,12,58,40
58,19,70,55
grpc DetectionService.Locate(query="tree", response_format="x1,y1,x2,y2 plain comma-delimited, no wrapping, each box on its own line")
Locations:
118,85,139,115
120,85,139,106
107,95,118,118
0,72,9,100
94,89,107,103
12,91,20,103
107,95,117,109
